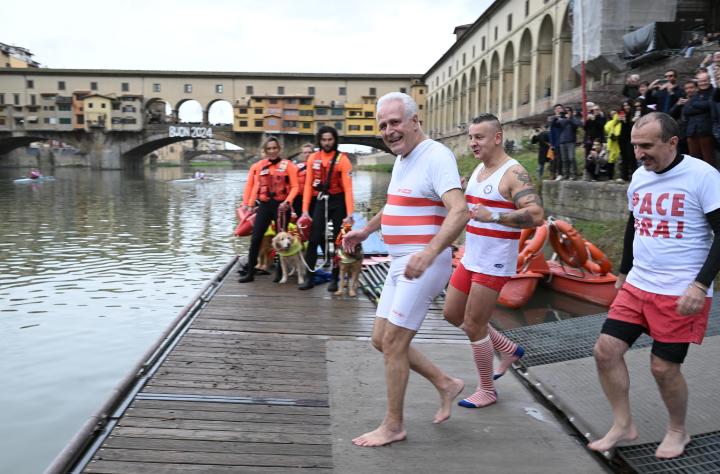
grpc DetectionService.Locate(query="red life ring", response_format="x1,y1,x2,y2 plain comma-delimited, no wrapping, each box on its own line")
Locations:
234,207,256,237
582,240,612,275
548,219,588,267
517,223,548,271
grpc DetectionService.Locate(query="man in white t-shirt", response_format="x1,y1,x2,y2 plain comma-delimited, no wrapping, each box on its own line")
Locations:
589,112,720,459
342,92,468,447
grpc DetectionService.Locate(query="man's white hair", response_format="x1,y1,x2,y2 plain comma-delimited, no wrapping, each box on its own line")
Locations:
376,92,418,119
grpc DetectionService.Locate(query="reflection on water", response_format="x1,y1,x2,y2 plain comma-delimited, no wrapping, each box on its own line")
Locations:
0,164,603,473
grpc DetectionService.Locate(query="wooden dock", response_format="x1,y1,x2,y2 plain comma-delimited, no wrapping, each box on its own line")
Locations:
50,260,607,474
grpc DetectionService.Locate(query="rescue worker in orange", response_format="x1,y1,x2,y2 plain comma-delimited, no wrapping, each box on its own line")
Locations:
293,143,315,218
298,126,354,291
239,136,299,283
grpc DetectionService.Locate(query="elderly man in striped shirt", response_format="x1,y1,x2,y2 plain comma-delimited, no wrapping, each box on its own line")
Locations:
342,92,469,447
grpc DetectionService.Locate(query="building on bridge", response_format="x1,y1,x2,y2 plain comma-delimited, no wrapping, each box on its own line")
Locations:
0,42,40,68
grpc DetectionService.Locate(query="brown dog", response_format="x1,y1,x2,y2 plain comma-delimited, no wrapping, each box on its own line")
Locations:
271,231,305,284
256,234,274,272
335,244,363,297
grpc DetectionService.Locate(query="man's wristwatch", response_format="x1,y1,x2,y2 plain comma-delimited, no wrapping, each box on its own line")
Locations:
490,211,501,223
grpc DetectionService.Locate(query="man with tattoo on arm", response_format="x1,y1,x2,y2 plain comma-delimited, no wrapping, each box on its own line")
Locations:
443,113,545,408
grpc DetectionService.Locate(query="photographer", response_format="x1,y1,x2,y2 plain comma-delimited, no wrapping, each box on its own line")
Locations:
650,69,684,113
585,139,607,181
669,80,698,156
551,106,581,180
547,104,564,179
531,124,552,180
584,102,606,159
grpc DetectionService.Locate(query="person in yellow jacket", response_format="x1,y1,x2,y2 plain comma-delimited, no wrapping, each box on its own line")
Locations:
604,110,622,181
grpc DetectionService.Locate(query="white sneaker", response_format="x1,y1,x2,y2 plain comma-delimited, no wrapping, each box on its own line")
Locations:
615,178,624,182
555,176,563,181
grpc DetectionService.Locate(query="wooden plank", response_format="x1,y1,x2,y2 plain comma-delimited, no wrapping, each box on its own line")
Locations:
125,407,329,426
117,417,330,435
140,385,329,400
85,460,331,473
91,449,331,468
144,380,328,394
129,400,328,416
103,436,330,456
112,426,331,445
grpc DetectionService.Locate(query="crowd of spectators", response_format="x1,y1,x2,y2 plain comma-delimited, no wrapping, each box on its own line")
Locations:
535,49,720,183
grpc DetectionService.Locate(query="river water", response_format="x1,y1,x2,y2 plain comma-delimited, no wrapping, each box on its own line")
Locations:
0,163,603,473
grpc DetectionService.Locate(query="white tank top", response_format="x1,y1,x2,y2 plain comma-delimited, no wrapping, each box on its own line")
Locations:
461,159,521,276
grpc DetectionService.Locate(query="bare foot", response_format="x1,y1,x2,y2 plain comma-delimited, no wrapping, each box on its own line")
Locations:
352,425,407,447
334,290,342,296
587,422,639,452
434,377,465,423
655,429,691,459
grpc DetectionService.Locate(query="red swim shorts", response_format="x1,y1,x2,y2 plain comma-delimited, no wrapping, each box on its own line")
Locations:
608,282,711,344
449,261,511,294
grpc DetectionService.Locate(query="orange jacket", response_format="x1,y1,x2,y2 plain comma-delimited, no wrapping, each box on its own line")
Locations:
302,150,353,215
241,161,263,207
243,159,299,205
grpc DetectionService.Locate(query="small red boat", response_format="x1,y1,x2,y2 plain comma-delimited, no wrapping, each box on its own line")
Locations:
545,260,618,307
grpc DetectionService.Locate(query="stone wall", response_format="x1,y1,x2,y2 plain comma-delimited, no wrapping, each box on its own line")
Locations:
542,180,629,221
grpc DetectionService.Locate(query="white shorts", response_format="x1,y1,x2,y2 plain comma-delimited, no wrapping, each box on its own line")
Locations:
376,248,452,331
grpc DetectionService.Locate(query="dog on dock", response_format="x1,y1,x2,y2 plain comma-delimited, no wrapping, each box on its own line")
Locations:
271,231,305,284
335,242,363,297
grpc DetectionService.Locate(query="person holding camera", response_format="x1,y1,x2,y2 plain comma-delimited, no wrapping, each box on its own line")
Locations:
670,80,698,156
584,102,606,160
551,106,582,180
531,124,552,180
650,70,684,113
683,72,716,167
547,104,565,179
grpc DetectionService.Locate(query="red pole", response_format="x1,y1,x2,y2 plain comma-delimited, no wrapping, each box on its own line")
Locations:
581,60,588,121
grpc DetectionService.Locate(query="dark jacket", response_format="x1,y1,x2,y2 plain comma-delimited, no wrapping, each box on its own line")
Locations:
531,130,551,164
654,84,684,113
683,86,715,136
553,116,581,144
584,113,606,141
549,116,562,149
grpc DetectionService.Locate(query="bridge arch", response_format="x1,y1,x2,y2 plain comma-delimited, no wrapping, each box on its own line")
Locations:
460,73,468,126
145,98,173,124
468,67,477,119
502,42,515,115
490,52,500,115
518,29,533,106
536,14,554,100
559,6,580,93
176,99,203,123
207,99,233,125
478,61,488,114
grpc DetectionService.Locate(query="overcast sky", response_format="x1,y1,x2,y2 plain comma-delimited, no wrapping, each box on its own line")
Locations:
4,0,490,74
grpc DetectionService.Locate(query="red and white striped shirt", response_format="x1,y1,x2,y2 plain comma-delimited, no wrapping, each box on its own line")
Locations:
381,139,462,257
462,159,521,276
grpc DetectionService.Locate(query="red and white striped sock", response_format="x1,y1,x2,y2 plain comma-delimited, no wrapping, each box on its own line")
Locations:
458,335,496,408
488,325,524,379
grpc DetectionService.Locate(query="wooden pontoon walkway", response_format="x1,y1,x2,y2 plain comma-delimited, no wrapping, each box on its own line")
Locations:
58,260,607,474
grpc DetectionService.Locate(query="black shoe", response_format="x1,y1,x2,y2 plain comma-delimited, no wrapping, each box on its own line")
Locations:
298,279,314,290
238,273,254,283
327,280,338,292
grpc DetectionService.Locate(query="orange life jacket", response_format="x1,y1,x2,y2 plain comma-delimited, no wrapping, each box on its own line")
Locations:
257,158,291,202
311,151,344,195
296,162,308,194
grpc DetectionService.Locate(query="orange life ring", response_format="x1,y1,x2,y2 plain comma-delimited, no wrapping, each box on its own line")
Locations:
582,240,612,275
517,223,548,271
549,219,588,267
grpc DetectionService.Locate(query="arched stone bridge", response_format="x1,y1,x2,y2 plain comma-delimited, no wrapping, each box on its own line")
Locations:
0,125,387,169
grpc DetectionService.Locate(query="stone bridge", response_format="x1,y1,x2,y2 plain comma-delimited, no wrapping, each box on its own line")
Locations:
0,125,386,169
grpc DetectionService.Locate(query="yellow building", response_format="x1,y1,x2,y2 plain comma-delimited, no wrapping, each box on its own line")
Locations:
83,94,114,131
345,97,377,136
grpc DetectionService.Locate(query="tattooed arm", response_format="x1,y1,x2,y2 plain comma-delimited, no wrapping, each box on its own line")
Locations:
471,165,545,228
